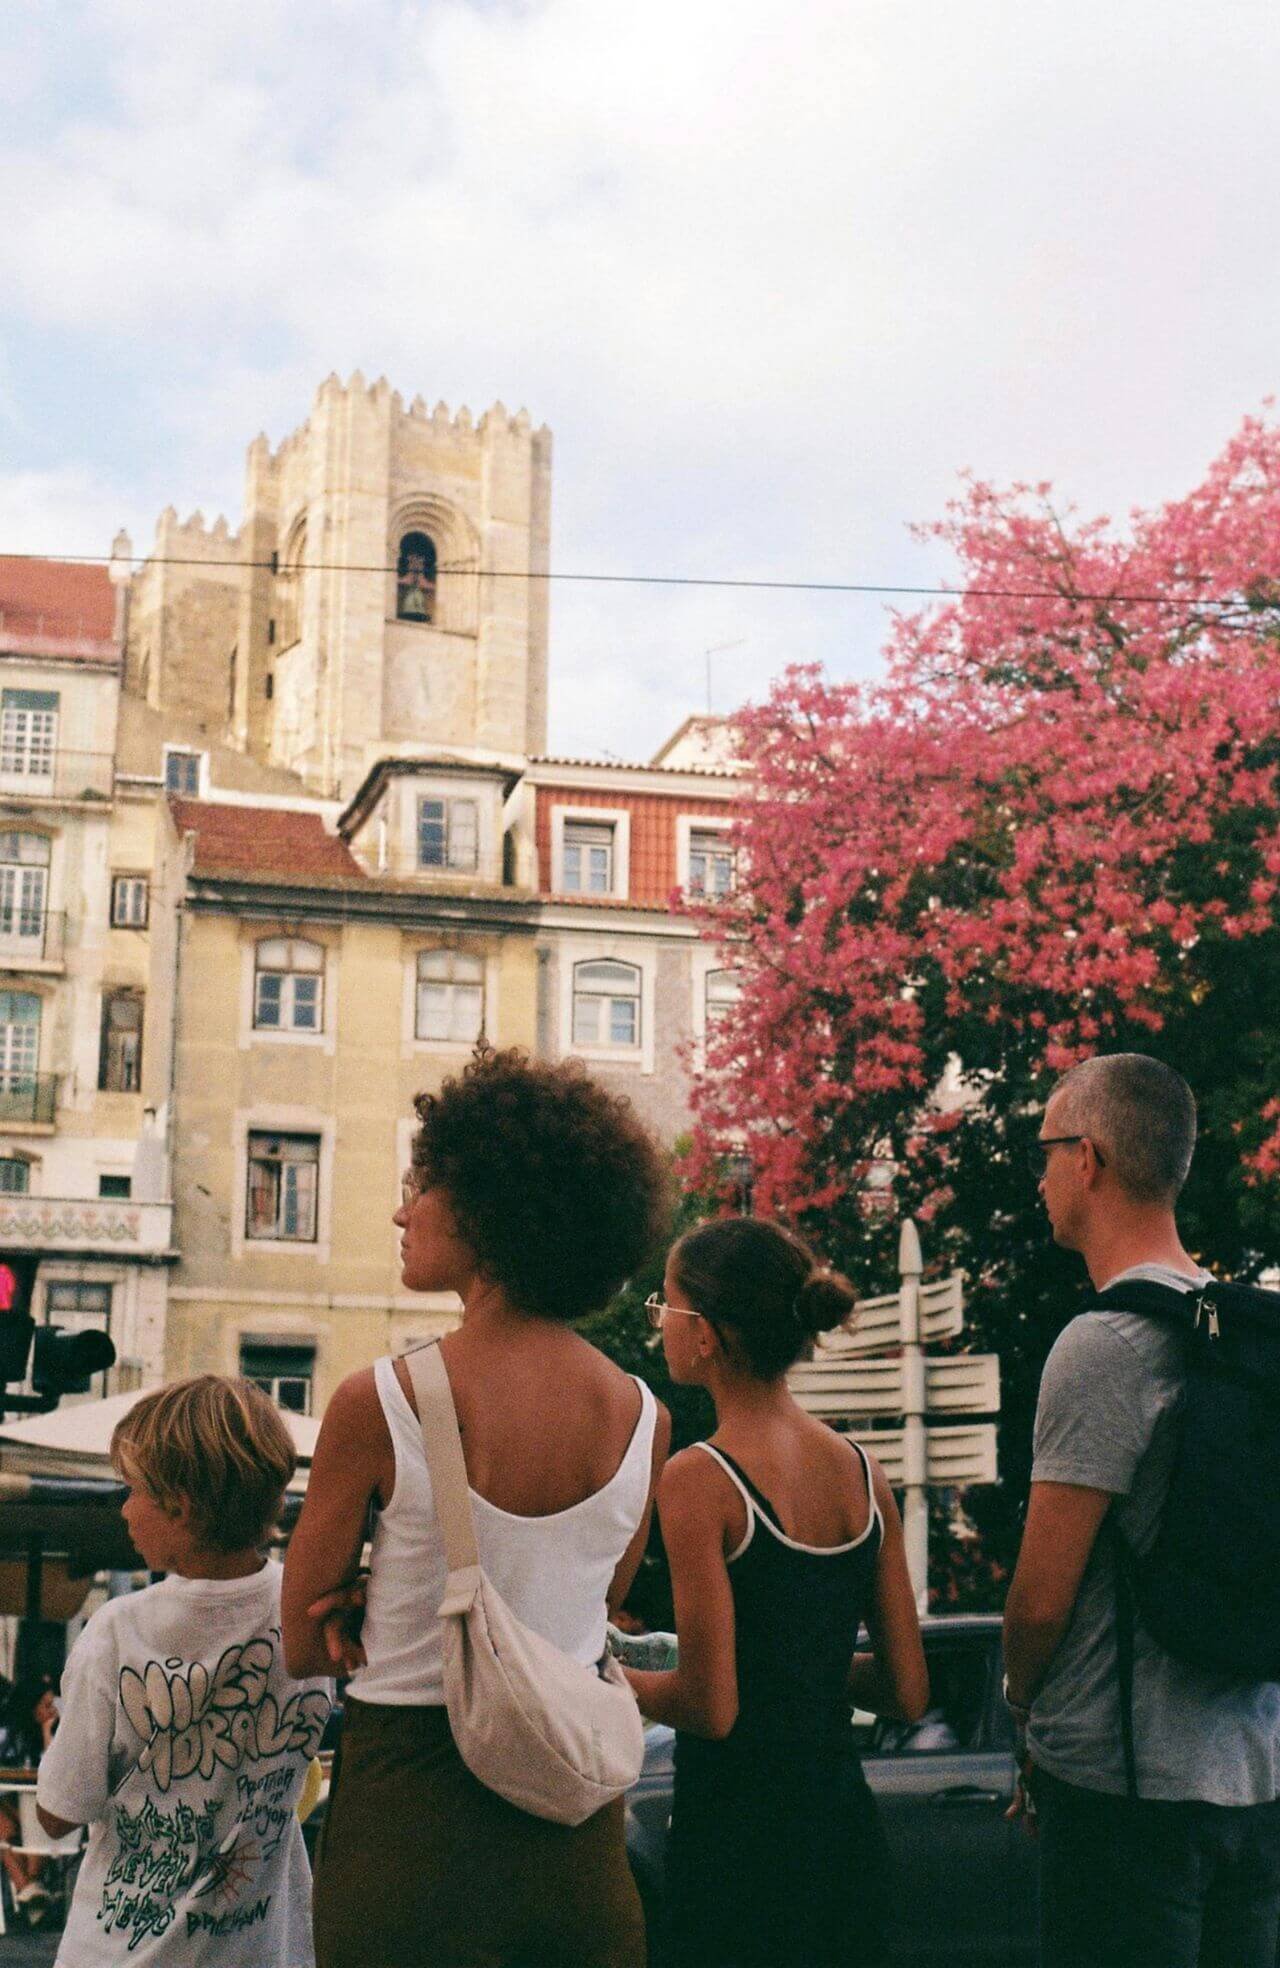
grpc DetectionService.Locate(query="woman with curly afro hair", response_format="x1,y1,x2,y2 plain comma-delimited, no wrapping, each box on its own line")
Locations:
284,1049,672,1968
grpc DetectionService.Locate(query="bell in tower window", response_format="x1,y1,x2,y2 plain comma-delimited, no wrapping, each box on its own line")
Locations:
397,531,437,623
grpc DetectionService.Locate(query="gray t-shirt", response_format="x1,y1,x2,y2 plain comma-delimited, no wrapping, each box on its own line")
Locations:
1026,1262,1280,1805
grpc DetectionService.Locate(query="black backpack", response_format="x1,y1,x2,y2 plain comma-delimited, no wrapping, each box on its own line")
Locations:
1092,1276,1280,1794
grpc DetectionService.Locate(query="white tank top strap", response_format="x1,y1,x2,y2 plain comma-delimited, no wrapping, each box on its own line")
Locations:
373,1353,421,1470
626,1372,658,1470
690,1439,757,1561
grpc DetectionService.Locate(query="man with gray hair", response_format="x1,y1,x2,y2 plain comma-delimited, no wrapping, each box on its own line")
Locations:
1003,1053,1280,1967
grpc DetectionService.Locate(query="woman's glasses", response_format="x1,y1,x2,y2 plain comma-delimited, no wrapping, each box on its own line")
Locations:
644,1292,702,1331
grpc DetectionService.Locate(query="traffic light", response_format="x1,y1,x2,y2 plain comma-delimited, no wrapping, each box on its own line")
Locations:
0,1254,116,1411
0,1254,40,1384
32,1323,116,1397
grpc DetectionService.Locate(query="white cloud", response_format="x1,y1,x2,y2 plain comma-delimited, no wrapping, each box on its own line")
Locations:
0,467,145,563
1,0,1279,757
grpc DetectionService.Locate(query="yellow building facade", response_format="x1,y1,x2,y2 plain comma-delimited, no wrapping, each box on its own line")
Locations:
162,771,538,1413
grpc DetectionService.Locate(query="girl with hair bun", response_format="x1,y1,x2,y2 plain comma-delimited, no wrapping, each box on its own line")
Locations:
623,1216,928,1968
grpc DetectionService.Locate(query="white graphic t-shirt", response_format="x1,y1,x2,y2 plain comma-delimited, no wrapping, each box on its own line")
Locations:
37,1560,331,1967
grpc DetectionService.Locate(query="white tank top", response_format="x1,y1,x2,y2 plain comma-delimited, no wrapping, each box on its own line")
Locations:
347,1353,658,1705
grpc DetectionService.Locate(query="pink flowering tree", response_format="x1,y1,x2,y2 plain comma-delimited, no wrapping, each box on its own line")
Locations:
685,414,1280,1601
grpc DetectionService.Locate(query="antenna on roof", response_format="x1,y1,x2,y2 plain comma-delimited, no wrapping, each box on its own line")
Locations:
704,640,745,714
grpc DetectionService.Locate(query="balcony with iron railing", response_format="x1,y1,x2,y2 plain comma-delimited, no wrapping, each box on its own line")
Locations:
0,750,115,803
0,909,65,970
0,1074,59,1129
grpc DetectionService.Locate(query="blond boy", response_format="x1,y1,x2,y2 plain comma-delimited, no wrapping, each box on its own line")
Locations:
37,1377,332,1967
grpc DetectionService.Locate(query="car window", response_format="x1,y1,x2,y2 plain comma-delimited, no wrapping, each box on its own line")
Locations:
867,1638,993,1757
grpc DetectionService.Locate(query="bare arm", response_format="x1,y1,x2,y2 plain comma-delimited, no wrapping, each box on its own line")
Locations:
1003,1481,1111,1707
36,1804,79,1839
282,1370,387,1679
847,1457,929,1721
607,1399,672,1617
624,1450,739,1739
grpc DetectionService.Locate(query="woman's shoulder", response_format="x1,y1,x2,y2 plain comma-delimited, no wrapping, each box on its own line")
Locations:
659,1442,738,1511
316,1364,393,1458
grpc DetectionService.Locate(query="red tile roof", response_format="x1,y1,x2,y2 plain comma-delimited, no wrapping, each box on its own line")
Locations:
0,557,118,656
169,799,366,881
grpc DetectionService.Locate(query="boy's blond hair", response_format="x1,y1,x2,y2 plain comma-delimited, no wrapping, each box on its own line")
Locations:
111,1375,296,1553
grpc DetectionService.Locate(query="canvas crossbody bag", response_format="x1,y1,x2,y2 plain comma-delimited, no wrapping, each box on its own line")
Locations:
404,1341,646,1826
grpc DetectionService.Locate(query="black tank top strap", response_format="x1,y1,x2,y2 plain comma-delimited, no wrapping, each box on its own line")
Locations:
695,1441,786,1532
845,1435,882,1543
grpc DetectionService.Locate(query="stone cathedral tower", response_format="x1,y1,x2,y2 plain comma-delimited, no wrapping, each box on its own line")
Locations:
126,373,552,799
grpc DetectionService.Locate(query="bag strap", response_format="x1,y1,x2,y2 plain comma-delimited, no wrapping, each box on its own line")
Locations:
1107,1515,1140,1801
404,1342,480,1574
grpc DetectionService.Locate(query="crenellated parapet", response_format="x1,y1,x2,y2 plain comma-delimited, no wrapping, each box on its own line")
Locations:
135,371,552,794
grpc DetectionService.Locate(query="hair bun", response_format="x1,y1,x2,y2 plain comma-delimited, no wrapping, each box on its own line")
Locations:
793,1265,857,1338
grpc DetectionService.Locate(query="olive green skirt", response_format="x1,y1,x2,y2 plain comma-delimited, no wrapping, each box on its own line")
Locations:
313,1696,646,1968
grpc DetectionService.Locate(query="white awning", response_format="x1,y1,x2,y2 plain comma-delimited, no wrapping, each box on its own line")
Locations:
0,1389,319,1480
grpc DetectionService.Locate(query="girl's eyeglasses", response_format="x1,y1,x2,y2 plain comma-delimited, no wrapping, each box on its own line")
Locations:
644,1292,702,1331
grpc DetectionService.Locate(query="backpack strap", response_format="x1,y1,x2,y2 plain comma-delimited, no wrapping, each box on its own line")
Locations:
1092,1280,1202,1330
1106,1516,1141,1801
1094,1279,1203,1803
404,1341,481,1574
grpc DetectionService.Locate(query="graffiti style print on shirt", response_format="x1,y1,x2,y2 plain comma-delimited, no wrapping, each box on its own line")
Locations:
95,1626,328,1948
99,1794,223,1950
117,1624,329,1792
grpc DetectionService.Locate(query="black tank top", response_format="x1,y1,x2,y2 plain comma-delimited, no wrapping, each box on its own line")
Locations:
677,1438,883,1771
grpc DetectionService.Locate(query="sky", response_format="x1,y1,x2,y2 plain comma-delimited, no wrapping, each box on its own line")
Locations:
2,0,1279,761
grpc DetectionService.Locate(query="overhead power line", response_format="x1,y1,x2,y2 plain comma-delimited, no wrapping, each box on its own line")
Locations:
0,548,1272,611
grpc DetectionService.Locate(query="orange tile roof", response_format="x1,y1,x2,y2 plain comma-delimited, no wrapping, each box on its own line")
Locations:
0,557,118,654
169,799,366,881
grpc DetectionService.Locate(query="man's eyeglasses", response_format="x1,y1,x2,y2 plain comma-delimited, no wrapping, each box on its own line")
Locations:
644,1292,702,1331
1035,1135,1106,1171
400,1177,421,1210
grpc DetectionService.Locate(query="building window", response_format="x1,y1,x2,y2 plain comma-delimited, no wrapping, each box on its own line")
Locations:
396,531,437,622
111,875,149,929
563,822,615,895
417,798,478,872
0,1156,30,1194
164,749,202,795
705,969,741,1029
45,1280,112,1339
0,832,50,948
253,937,325,1033
0,991,40,1091
572,960,641,1048
246,1132,320,1243
98,1174,131,1199
240,1338,316,1414
688,828,735,897
0,689,58,779
416,950,484,1043
99,992,143,1092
